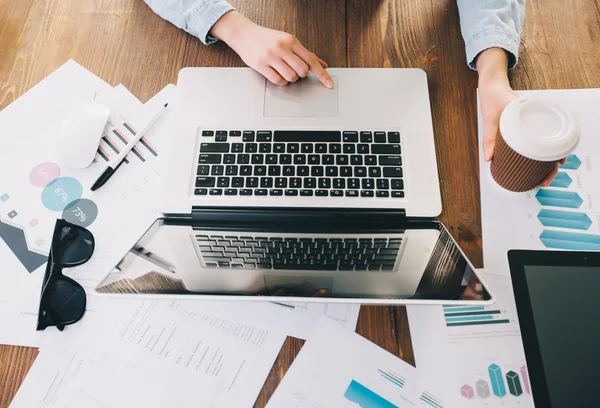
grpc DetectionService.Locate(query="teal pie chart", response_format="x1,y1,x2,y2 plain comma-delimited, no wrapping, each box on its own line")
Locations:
41,177,83,211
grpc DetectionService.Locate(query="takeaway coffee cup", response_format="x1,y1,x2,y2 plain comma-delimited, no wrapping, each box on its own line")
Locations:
490,96,580,192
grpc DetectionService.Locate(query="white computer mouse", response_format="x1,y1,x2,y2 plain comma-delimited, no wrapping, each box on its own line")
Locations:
55,102,110,169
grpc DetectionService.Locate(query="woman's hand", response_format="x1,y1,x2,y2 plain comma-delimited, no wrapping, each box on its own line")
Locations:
211,11,334,88
477,48,519,162
477,48,565,186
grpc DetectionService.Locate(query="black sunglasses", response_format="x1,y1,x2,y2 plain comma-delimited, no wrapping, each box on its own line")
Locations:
37,218,95,331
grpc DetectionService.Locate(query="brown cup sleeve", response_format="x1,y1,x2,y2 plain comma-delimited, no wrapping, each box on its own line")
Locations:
490,134,558,192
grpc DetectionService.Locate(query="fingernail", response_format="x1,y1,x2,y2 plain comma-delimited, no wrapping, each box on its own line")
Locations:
325,79,334,89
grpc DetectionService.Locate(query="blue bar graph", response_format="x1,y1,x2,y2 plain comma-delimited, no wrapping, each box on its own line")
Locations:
420,391,444,408
447,319,510,327
488,364,507,397
377,370,405,388
443,306,509,327
549,172,573,188
540,230,600,250
344,380,398,408
535,189,583,208
446,315,494,323
444,310,501,318
560,154,582,170
443,306,485,313
537,209,592,230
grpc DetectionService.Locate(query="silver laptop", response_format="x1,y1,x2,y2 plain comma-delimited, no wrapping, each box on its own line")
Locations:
96,210,493,305
159,68,441,216
105,68,491,305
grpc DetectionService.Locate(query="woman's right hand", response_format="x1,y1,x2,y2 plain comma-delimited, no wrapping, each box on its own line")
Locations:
211,11,334,88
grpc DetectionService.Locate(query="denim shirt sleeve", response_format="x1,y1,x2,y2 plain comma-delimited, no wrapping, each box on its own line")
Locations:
457,0,526,70
143,0,235,45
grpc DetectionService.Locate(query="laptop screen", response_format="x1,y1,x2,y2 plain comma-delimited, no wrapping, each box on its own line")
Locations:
95,215,492,304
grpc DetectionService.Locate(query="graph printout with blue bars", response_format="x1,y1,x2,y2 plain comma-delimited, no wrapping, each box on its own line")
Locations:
419,391,443,408
443,305,510,328
343,380,398,408
535,154,600,251
377,369,405,388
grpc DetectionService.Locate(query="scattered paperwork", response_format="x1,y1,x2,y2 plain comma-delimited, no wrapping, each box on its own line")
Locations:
6,61,584,408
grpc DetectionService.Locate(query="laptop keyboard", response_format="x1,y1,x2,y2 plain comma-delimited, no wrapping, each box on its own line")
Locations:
195,235,402,271
194,130,404,198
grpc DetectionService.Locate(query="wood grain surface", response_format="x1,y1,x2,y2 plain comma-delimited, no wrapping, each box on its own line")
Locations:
0,0,598,407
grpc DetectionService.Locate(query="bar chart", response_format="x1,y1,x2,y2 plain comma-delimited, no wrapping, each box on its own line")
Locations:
98,114,161,166
419,390,444,408
535,154,600,250
377,369,405,388
442,305,510,328
460,363,530,401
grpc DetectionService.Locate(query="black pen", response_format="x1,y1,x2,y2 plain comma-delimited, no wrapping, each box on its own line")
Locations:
91,103,168,191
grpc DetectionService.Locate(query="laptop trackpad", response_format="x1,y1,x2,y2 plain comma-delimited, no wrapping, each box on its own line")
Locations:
264,275,333,296
264,75,338,117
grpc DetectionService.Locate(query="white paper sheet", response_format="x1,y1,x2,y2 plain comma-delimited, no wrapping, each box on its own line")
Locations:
41,297,290,407
9,336,218,408
275,301,361,340
480,89,600,275
113,83,143,107
0,298,44,347
407,274,534,407
266,317,441,408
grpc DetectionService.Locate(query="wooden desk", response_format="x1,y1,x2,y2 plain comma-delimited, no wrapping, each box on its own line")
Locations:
0,0,598,406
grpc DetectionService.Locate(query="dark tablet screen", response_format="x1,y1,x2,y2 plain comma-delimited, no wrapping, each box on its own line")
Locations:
509,251,600,408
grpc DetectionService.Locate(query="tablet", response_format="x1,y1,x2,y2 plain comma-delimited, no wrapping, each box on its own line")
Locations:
508,250,600,408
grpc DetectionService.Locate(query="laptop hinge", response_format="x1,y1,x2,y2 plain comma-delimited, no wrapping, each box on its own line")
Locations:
186,206,407,231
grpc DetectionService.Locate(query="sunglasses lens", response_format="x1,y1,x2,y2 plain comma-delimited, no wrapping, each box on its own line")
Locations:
58,226,94,266
46,278,86,324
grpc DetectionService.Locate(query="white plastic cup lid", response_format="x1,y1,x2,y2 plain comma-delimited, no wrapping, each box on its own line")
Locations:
499,96,580,161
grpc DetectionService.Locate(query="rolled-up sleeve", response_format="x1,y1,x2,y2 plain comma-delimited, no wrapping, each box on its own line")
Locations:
143,0,235,45
457,0,526,70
